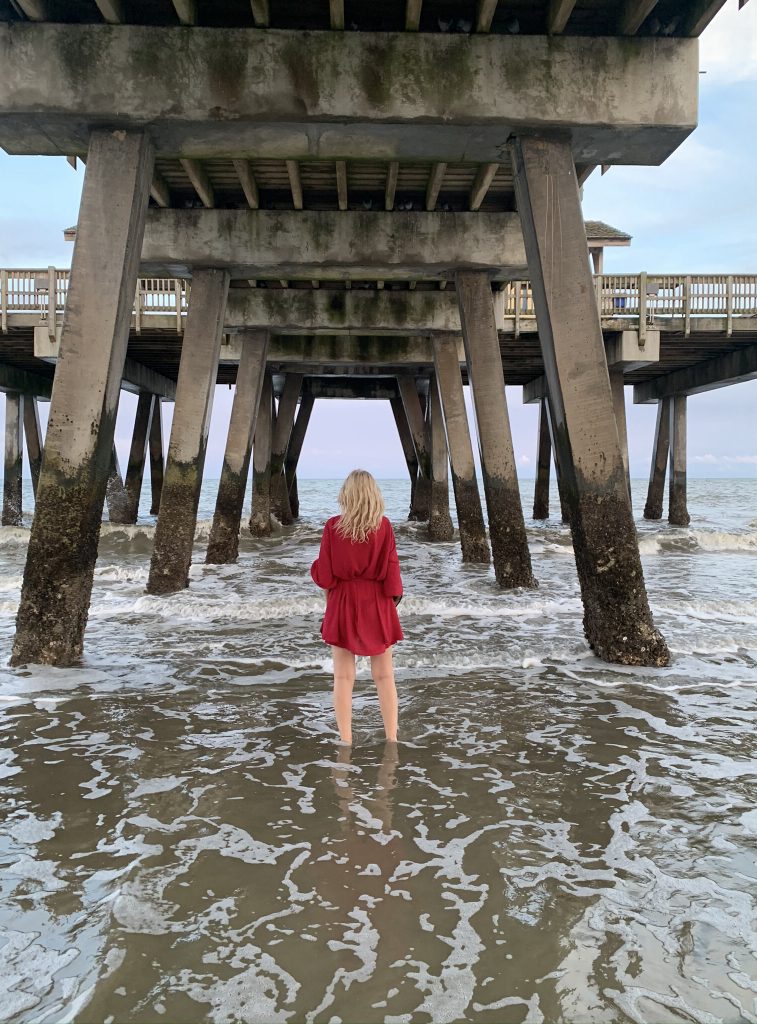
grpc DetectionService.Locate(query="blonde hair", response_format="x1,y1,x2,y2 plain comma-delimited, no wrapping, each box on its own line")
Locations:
336,470,385,543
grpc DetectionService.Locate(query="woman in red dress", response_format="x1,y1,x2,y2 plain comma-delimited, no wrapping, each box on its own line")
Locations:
311,470,403,745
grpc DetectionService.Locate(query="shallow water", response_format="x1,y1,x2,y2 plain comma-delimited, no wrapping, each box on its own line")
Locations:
1,478,756,1023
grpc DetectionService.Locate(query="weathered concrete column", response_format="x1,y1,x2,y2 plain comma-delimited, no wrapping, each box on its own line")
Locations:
610,368,632,498
427,375,454,542
432,335,489,562
390,393,419,520
249,370,274,537
105,443,130,522
146,269,230,595
148,399,164,516
12,129,154,666
668,394,690,527
397,376,431,521
285,393,315,519
511,134,668,666
112,392,154,524
533,397,551,520
206,330,268,564
270,373,303,527
3,393,23,526
455,270,535,587
23,396,43,499
643,397,671,520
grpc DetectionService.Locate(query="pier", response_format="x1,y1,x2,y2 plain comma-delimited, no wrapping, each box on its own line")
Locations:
0,0,744,668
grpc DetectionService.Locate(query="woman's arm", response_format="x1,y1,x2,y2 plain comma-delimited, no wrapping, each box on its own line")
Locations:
311,520,337,590
381,522,403,599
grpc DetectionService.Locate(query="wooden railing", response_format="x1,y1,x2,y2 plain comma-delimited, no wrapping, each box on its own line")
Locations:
2,269,756,336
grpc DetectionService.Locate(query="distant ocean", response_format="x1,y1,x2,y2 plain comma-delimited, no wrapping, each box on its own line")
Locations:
1,477,755,1022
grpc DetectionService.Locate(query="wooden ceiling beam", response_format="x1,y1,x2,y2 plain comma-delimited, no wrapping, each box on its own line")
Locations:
406,0,422,30
475,0,498,32
385,162,399,211
94,0,124,22
286,160,304,209
469,163,498,211
179,158,214,208
172,0,197,25
330,0,345,29
619,0,658,33
548,0,576,33
336,160,348,211
425,162,447,212
233,158,260,209
250,0,269,26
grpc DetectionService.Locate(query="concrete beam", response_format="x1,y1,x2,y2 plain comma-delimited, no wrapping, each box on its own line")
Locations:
122,358,177,400
633,343,757,403
221,334,463,367
0,361,53,398
302,378,399,401
140,210,526,281
0,26,698,164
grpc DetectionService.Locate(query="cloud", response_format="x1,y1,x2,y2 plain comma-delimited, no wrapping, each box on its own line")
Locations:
692,453,757,466
700,1,757,84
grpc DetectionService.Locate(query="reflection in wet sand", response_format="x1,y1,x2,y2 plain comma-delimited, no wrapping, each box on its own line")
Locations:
1,478,756,1021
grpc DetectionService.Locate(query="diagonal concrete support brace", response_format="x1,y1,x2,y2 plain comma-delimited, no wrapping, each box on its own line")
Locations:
206,330,268,563
270,373,303,527
643,397,670,520
533,397,551,521
285,393,314,519
512,133,668,665
12,129,154,666
427,374,454,542
23,395,43,499
148,400,164,515
111,391,154,524
249,369,274,537
3,392,23,526
146,269,229,594
456,269,534,587
105,442,130,522
433,335,489,562
390,393,419,521
398,376,431,522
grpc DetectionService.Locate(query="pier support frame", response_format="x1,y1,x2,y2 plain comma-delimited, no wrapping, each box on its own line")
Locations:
11,129,154,666
249,369,274,537
146,268,229,594
23,396,43,499
115,392,154,524
432,335,489,561
512,133,668,665
390,393,419,521
270,373,303,527
427,375,454,542
149,401,164,515
610,368,631,497
105,443,130,523
643,397,670,520
3,393,23,526
456,269,534,587
206,330,268,563
668,394,690,527
285,393,314,519
533,397,551,520
398,376,431,521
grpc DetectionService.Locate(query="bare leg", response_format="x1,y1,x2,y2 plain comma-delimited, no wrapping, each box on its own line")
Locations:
331,645,356,744
370,647,399,742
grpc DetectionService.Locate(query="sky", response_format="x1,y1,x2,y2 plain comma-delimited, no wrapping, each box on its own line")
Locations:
0,1,755,482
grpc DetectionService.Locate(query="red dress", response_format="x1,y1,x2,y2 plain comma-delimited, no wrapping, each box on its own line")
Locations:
311,516,404,656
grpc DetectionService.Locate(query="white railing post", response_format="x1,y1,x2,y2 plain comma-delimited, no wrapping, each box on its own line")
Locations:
135,283,142,334
174,279,183,333
595,273,603,317
1,270,7,334
638,271,647,345
514,281,521,339
684,275,691,337
726,274,733,338
47,266,57,339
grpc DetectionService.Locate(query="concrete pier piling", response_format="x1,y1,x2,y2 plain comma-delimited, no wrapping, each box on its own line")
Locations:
270,374,303,527
285,393,314,519
146,268,229,595
668,394,690,527
512,134,669,666
432,335,490,562
249,370,274,537
23,396,43,499
610,368,632,498
644,397,671,520
390,393,420,520
119,392,154,524
148,402,164,516
3,392,23,526
105,443,130,523
398,376,432,521
456,269,535,588
206,330,268,564
427,375,455,542
11,129,154,666
533,397,551,520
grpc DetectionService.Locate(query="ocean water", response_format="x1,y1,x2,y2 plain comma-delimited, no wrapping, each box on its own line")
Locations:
0,477,756,1023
